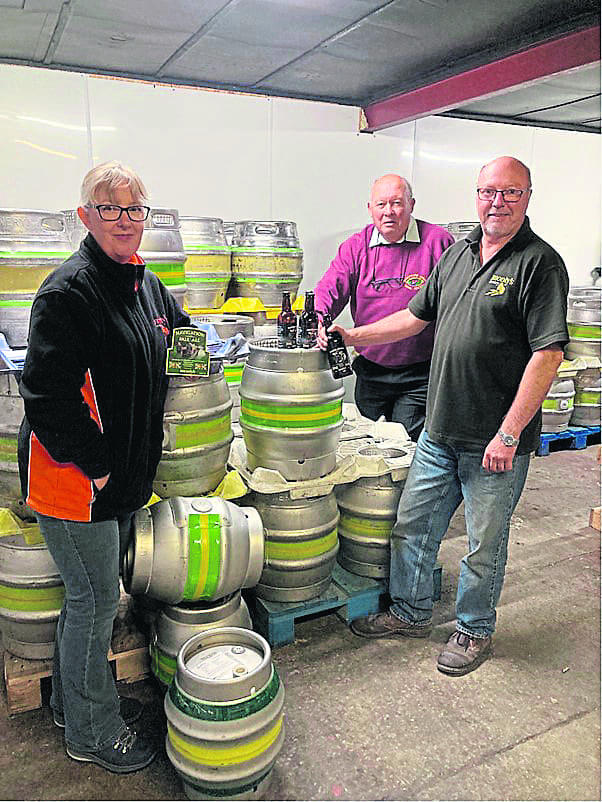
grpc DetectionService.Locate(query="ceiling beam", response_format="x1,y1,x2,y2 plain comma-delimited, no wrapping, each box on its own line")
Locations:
360,25,600,133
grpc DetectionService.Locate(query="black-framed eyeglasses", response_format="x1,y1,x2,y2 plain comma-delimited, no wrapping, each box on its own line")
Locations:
476,188,529,203
90,204,150,222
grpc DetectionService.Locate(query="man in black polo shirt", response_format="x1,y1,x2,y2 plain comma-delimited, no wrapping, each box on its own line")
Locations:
319,156,569,676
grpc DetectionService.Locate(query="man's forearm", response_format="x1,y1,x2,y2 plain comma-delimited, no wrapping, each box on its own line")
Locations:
501,345,565,436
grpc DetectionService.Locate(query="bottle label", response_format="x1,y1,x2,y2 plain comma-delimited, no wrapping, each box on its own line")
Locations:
327,344,353,378
298,324,318,349
278,321,297,348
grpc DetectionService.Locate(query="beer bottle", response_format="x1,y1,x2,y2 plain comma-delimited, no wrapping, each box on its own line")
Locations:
298,290,319,349
322,313,353,378
277,291,297,348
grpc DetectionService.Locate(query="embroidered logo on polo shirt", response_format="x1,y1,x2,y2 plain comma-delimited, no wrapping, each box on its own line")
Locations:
486,274,514,297
404,274,427,290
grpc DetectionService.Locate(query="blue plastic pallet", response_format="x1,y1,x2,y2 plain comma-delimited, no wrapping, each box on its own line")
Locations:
247,561,442,648
536,425,600,457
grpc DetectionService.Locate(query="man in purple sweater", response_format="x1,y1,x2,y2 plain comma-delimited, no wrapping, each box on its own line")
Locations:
314,174,453,440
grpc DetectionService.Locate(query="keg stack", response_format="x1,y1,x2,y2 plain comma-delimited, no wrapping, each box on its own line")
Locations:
564,287,601,428
180,216,231,313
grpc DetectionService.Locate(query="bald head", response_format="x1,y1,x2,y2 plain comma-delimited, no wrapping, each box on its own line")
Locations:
478,157,531,189
368,174,415,243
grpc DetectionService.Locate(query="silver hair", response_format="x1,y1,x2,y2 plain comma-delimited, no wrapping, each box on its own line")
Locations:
80,160,148,206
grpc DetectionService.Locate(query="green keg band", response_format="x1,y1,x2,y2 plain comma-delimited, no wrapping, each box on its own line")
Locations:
0,251,71,259
0,439,17,460
145,262,185,287
542,397,574,410
169,667,280,722
185,276,231,283
568,323,601,340
230,246,301,253
185,770,272,799
0,299,33,308
231,277,300,284
182,513,222,600
224,365,245,383
184,244,230,252
339,512,394,536
575,390,601,404
265,529,338,560
0,583,65,611
173,414,231,450
240,398,342,429
150,643,176,685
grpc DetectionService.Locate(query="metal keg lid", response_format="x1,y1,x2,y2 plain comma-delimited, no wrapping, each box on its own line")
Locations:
177,627,273,701
231,220,301,251
179,217,229,249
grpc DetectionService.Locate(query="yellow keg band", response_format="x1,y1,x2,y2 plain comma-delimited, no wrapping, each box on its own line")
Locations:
167,715,283,766
339,513,394,537
265,529,338,561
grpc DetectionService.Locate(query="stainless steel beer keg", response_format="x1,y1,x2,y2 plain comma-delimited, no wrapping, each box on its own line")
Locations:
336,449,407,578
541,376,575,433
566,287,601,360
230,221,303,308
248,490,339,602
0,527,64,659
239,339,344,480
122,496,264,604
150,592,253,686
165,627,285,800
180,217,231,312
153,362,233,498
0,354,29,518
0,209,71,347
140,208,187,307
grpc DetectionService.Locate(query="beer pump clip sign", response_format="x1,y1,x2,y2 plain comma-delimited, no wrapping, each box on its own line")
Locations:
166,327,210,377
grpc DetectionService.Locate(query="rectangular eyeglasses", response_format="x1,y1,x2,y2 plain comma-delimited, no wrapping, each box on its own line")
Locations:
91,204,150,222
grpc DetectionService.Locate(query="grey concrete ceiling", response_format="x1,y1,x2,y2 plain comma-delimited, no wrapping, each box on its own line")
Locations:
0,0,599,132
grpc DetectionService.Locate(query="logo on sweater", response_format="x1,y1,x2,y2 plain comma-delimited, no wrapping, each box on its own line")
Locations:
404,274,427,290
154,316,170,339
485,274,514,297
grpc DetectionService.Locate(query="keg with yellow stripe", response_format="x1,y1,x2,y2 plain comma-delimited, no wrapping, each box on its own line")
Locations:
0,209,71,347
336,450,408,579
123,496,264,605
230,221,303,309
247,490,339,602
181,217,231,312
565,287,601,360
140,208,187,307
0,526,65,659
153,362,234,498
239,339,344,480
150,592,253,686
165,627,285,800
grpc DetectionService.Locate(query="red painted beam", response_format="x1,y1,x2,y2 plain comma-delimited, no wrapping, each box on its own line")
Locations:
361,25,600,132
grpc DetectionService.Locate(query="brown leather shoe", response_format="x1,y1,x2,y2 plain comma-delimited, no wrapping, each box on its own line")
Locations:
437,630,492,676
350,610,432,639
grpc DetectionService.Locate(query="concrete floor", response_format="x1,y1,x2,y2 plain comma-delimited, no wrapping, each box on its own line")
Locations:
1,444,600,801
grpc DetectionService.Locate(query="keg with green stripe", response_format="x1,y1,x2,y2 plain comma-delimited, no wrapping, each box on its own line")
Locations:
246,490,339,602
140,208,187,307
123,496,264,605
165,627,285,800
240,339,344,480
154,362,233,498
336,449,409,579
191,315,254,423
230,221,303,308
541,376,575,432
572,357,602,426
565,287,601,360
0,209,71,347
0,353,33,519
0,526,65,659
150,592,253,686
181,217,232,312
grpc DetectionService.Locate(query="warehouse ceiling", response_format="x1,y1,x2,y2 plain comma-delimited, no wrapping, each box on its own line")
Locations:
0,0,600,133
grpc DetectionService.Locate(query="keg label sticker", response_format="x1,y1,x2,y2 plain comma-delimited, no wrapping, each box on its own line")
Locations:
166,327,210,376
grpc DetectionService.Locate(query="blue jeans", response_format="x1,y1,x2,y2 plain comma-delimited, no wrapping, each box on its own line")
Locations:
389,430,530,637
36,512,134,751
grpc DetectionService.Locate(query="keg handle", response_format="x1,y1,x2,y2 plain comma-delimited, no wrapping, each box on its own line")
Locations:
164,411,186,422
253,224,279,235
41,216,65,232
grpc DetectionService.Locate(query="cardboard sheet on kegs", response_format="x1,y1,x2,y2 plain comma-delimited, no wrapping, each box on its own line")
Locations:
228,404,414,498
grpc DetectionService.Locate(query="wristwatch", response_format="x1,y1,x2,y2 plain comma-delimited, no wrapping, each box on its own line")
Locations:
498,429,520,447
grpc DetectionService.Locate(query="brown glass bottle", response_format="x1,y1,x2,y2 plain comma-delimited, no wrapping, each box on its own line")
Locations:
322,313,353,378
277,291,297,348
298,291,319,349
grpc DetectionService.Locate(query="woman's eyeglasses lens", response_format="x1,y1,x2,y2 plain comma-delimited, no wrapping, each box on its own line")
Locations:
95,205,150,221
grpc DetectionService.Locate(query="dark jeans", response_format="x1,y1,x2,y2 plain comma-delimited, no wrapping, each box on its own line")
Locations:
353,357,429,442
36,512,134,751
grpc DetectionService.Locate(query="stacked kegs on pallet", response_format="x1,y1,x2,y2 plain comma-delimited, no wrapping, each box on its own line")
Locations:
0,209,71,348
165,627,285,800
180,217,231,313
140,208,187,308
229,221,303,310
565,287,601,360
239,339,344,481
154,360,234,498
336,447,407,578
0,524,64,659
572,357,602,426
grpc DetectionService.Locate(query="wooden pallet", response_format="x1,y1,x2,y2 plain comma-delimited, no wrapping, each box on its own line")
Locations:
3,596,150,716
247,562,442,649
536,425,601,457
